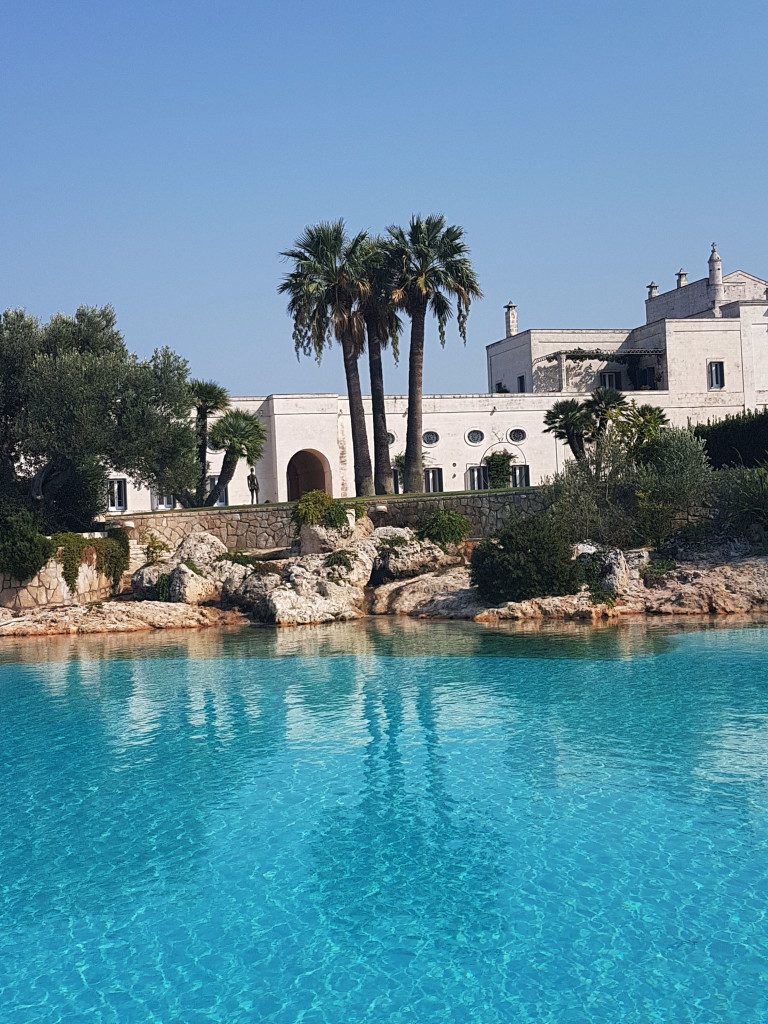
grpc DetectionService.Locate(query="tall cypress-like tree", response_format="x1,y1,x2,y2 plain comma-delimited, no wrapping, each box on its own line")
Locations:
386,215,481,494
279,221,374,496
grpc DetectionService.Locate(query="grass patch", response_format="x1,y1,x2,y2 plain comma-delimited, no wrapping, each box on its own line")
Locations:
183,558,202,575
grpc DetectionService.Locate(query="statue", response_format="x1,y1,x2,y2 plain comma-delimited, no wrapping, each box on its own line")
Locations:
247,467,259,504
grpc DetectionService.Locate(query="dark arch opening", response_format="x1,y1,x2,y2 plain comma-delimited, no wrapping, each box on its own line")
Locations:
286,450,331,501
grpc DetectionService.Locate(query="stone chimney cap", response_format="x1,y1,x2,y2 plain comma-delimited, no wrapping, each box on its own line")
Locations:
504,300,516,309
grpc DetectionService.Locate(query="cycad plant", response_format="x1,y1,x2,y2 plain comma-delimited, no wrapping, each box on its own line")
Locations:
543,399,595,461
280,221,374,496
584,386,627,440
206,410,267,506
386,214,482,493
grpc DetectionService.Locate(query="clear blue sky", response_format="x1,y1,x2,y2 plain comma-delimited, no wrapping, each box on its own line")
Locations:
3,0,767,397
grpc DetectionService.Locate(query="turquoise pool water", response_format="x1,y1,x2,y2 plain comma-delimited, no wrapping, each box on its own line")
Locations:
1,619,767,1023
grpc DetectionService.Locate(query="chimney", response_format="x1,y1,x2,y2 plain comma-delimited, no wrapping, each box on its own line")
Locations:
676,269,688,288
708,242,723,316
504,302,518,338
647,281,658,299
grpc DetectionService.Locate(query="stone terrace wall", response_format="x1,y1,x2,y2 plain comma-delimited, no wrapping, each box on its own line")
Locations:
0,547,114,612
110,490,543,553
113,505,297,551
367,489,544,536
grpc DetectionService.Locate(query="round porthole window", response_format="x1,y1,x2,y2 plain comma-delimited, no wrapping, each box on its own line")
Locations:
509,428,527,443
422,430,439,445
466,429,485,445
387,432,396,445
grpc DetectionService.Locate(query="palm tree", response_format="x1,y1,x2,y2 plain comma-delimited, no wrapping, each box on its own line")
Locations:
584,386,627,439
190,379,230,505
360,238,401,494
386,215,482,493
543,399,595,461
279,221,374,496
205,409,267,506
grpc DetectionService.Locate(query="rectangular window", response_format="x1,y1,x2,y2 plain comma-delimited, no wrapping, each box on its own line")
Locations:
468,466,489,490
600,371,622,390
424,468,444,493
107,479,127,511
637,366,656,389
495,381,509,394
511,465,530,488
153,492,174,510
517,374,526,394
207,475,229,507
708,361,725,389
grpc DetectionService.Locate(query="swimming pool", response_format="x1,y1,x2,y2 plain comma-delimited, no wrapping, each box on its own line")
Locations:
1,619,766,1022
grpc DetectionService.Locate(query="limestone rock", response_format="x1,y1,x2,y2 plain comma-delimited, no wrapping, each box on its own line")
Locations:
169,564,222,605
299,514,374,555
600,549,630,594
0,601,247,637
299,524,346,555
371,527,460,582
131,562,173,600
225,569,284,618
372,567,485,619
173,531,228,570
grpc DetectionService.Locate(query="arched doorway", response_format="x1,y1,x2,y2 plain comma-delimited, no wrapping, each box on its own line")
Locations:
286,450,332,501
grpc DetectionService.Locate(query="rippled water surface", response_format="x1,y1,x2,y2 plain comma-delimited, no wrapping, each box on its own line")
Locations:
1,619,768,1023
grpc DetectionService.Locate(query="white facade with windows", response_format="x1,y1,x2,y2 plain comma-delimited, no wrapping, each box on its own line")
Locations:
109,245,768,513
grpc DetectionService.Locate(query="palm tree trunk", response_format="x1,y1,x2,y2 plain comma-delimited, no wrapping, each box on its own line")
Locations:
195,410,209,506
341,327,374,496
204,449,237,506
404,300,427,494
366,321,393,495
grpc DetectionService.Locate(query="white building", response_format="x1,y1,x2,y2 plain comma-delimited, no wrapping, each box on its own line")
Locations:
109,245,768,514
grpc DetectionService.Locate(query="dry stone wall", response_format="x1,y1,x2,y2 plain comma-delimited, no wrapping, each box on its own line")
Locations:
366,490,544,536
109,490,543,553
114,506,296,551
0,547,114,611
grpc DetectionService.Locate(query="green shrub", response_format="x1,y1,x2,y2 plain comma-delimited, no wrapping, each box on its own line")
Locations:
417,509,471,546
485,450,514,490
694,409,768,468
470,511,583,605
144,532,170,565
95,536,130,587
325,549,355,571
322,500,350,530
154,573,171,601
579,551,616,606
291,489,351,531
0,505,54,583
640,558,677,588
183,558,201,575
714,465,768,531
